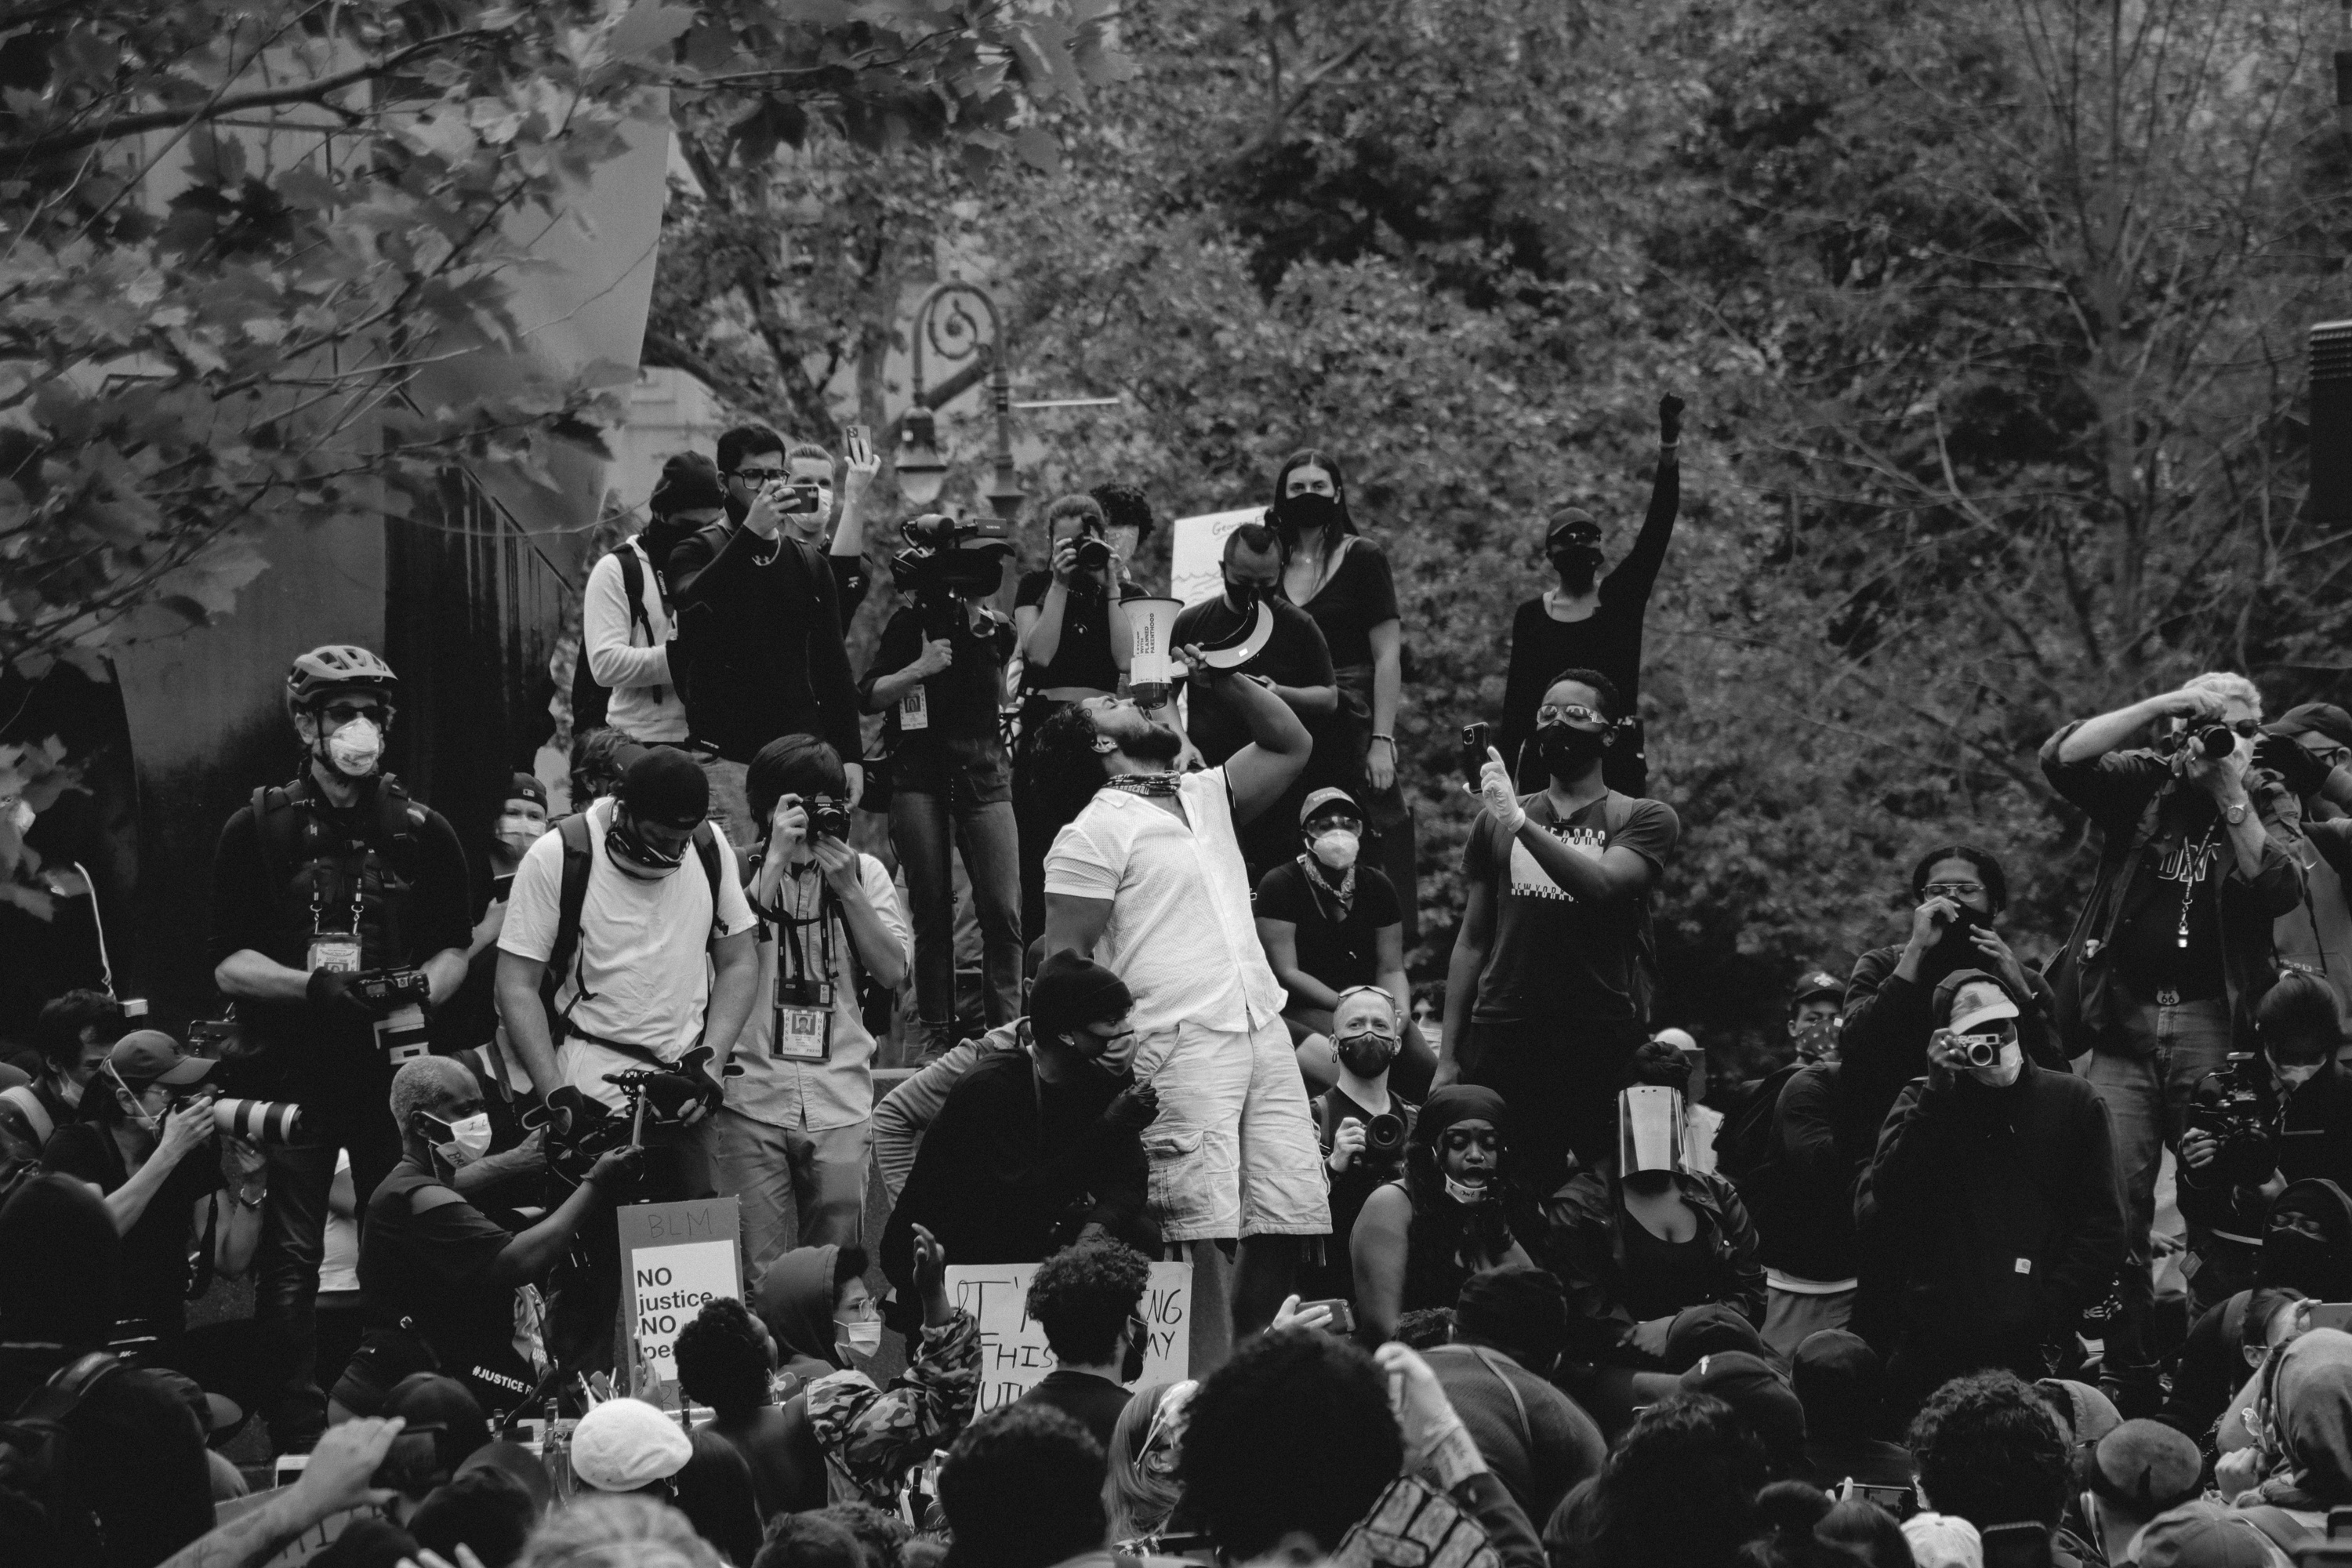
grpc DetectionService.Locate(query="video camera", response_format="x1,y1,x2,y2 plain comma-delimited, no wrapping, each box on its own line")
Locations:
890,514,1014,606
2187,1051,2281,1187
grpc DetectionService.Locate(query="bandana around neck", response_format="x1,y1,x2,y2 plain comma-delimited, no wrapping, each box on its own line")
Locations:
1104,772,1185,799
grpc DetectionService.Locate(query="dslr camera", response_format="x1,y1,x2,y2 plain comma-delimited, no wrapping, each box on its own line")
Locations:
2187,1052,2281,1187
1364,1112,1406,1157
1073,534,1112,572
806,800,851,841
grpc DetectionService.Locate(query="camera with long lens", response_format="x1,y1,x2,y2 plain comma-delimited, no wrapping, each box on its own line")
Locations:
1073,535,1112,572
2187,1052,2281,1187
212,1097,303,1143
1364,1112,1406,1156
888,514,1014,608
2161,724,2244,760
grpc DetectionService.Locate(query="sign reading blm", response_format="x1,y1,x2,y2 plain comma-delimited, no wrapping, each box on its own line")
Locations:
946,1259,1193,1413
617,1196,742,1405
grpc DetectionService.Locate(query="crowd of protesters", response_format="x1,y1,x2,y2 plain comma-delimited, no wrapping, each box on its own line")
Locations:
8,394,2352,1568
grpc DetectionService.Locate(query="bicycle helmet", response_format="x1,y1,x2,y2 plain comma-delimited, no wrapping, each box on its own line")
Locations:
285,644,400,719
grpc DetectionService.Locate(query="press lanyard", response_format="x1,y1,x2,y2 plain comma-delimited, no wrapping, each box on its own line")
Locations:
765,862,837,1008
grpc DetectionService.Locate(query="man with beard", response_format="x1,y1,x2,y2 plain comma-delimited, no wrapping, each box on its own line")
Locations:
1036,644,1325,1363
1498,394,1684,798
1439,668,1679,1190
1171,521,1338,875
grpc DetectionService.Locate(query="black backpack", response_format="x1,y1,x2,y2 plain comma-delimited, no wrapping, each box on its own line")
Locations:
539,809,726,1035
0,1352,122,1568
570,540,666,735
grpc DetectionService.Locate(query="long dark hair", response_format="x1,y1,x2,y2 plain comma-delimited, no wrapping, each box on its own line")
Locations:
1400,1127,1523,1302
1268,448,1359,554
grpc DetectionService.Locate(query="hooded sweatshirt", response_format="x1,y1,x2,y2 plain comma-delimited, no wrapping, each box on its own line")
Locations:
2254,1327,2352,1512
755,1244,842,1398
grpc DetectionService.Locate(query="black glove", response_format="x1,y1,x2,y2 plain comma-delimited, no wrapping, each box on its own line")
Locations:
307,967,387,1023
540,1084,590,1142
639,1065,723,1123
2256,732,2329,798
348,967,430,1011
1659,392,1686,445
1104,1081,1160,1134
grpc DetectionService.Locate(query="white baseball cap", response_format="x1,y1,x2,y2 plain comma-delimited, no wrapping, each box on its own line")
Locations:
569,1398,691,1492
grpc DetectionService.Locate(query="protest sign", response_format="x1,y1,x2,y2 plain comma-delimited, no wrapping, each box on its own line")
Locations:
617,1196,742,1403
1170,507,1265,608
946,1259,1192,1413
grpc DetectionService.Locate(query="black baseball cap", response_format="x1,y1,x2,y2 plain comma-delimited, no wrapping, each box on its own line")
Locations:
1545,507,1602,549
617,747,708,829
1791,970,1844,1007
506,772,548,811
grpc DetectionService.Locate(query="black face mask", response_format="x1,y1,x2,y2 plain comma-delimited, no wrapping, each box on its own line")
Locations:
1337,1035,1397,1080
1275,492,1341,539
1537,721,1610,774
1937,905,1989,950
1550,546,1602,590
1222,578,1261,610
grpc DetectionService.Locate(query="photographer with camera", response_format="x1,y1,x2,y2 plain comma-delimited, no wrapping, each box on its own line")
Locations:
666,425,866,851
779,434,884,617
207,643,473,1453
1302,985,1417,1305
2252,702,2352,1025
0,987,125,1162
335,1056,641,1426
1856,970,2125,1419
42,1032,265,1382
2176,970,2352,1316
716,735,909,1272
495,746,759,1370
1014,494,1134,938
880,952,1156,1293
1499,394,1684,798
862,514,1022,1058
1439,668,1679,1191
2041,673,2303,1414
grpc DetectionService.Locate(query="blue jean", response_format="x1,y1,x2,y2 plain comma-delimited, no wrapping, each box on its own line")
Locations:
2081,993,2232,1393
888,791,1022,1034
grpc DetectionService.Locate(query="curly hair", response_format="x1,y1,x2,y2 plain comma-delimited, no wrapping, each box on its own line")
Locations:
1177,1330,1402,1558
674,1298,771,1421
1548,1394,1768,1568
1090,483,1155,546
938,1404,1107,1568
1026,702,1111,840
1541,666,1626,724
1907,1370,2070,1530
814,1502,911,1568
1026,1238,1150,1366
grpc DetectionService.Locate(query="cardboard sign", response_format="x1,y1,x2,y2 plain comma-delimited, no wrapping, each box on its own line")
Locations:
947,1259,1192,1413
617,1196,742,1403
1169,506,1266,608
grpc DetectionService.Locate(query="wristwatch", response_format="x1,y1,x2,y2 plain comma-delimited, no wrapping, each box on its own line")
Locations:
2223,800,2249,825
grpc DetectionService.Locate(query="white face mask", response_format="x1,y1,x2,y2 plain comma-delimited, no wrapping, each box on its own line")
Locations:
495,814,547,851
431,1112,493,1168
837,1319,884,1359
325,717,384,778
1968,1040,2025,1088
1443,1173,1493,1206
1311,828,1360,872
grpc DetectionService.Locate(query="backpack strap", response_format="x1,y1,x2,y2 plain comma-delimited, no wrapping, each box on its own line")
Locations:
543,814,728,1029
692,822,724,936
0,1085,55,1149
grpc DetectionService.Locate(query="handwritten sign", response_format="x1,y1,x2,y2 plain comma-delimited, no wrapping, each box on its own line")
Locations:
617,1196,742,1403
947,1259,1192,1413
1170,507,1265,608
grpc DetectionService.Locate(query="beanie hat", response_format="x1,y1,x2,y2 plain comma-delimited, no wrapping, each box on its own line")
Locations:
618,746,709,829
570,1398,693,1492
648,452,726,518
2085,1419,2203,1515
1029,952,1134,1048
1454,1265,1569,1360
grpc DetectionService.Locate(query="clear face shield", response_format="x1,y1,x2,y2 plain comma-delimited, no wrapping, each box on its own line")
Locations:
1617,1084,1686,1177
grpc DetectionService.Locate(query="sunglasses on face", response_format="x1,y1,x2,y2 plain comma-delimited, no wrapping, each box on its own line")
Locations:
1439,1127,1502,1154
320,701,390,727
1922,881,1984,899
1307,814,1363,834
1535,703,1610,727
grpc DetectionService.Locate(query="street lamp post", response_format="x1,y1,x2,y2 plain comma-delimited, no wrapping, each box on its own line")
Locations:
902,281,1025,521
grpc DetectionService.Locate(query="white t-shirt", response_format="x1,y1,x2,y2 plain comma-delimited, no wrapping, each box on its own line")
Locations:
500,797,758,1108
1043,768,1286,1039
583,542,688,742
729,852,909,1131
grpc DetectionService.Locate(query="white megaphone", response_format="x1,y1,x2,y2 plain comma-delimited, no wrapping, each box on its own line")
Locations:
1127,596,1184,710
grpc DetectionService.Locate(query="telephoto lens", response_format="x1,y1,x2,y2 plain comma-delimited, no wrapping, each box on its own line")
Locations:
2192,724,2238,759
1364,1112,1407,1155
212,1098,303,1143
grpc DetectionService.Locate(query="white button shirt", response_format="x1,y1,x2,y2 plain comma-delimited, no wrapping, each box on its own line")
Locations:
1044,768,1286,1037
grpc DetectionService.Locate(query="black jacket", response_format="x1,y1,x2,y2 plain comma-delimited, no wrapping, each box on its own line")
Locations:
1857,1061,2127,1348
1537,1167,1766,1360
2176,1059,2352,1240
1755,1061,1859,1283
665,521,862,765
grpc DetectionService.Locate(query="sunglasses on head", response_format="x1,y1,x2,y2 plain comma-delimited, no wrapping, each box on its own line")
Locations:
1439,1127,1502,1154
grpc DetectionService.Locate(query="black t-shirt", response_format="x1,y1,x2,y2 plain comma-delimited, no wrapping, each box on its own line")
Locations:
1463,792,1679,1025
1254,858,1402,992
863,604,1014,746
1171,597,1335,764
359,1159,515,1365
1306,1086,1414,1302
1018,1368,1133,1453
207,780,472,1068
1015,571,1122,691
2114,797,2230,999
1291,539,1399,668
42,1124,220,1340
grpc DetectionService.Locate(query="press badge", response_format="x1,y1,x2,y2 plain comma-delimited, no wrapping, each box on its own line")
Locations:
376,1004,431,1064
898,684,930,731
308,935,361,975
772,1004,831,1062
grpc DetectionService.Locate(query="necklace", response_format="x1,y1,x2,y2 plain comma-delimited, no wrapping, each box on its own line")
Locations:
2176,820,2221,949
